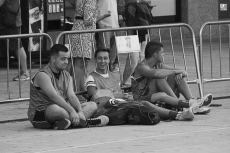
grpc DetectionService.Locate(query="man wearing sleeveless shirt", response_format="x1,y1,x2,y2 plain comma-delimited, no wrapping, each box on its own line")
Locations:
131,41,213,115
28,44,109,130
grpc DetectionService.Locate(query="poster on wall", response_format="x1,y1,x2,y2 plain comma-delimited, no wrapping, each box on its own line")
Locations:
28,0,44,52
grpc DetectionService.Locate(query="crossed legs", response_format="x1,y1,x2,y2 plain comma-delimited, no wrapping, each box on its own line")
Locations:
45,102,97,125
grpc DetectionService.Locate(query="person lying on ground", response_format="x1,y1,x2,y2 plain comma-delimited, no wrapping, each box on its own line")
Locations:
85,48,204,121
27,44,109,130
131,41,213,116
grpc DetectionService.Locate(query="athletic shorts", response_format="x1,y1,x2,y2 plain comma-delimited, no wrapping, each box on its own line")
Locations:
31,109,53,129
0,27,23,57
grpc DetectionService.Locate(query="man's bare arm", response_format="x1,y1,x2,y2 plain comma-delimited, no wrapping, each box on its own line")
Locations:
138,63,183,79
67,77,83,112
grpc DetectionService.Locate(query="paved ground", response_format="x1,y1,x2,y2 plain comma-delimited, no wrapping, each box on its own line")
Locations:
0,38,229,153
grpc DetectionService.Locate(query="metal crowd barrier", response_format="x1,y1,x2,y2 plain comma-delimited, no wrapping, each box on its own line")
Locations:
56,23,203,98
0,33,53,104
199,20,230,99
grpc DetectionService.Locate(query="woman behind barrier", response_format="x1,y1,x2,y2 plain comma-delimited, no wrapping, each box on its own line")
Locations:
67,0,110,100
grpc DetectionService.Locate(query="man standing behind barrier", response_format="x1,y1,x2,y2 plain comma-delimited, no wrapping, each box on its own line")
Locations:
0,0,30,81
97,0,120,72
28,44,109,130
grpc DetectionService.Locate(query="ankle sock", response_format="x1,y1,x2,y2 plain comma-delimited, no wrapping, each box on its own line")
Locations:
168,110,178,119
178,100,190,108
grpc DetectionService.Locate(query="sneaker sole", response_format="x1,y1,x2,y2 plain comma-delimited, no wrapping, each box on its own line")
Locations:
194,108,211,114
202,94,213,107
13,78,30,81
53,119,71,130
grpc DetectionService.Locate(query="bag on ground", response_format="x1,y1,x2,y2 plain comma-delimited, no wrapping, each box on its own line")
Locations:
127,105,160,125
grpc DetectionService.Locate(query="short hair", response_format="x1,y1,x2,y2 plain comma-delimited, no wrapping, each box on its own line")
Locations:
49,44,68,58
94,47,110,58
145,41,163,59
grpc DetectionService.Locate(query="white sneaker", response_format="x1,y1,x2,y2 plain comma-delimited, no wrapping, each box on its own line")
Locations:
192,105,211,114
86,115,109,127
200,94,213,107
176,107,194,121
189,93,213,107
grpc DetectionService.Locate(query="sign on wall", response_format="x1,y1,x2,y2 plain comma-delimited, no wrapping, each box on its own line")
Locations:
219,0,230,19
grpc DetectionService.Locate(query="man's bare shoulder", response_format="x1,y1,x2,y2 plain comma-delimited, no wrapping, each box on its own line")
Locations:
34,72,51,86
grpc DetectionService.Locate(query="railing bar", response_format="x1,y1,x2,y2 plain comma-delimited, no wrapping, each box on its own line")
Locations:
218,25,222,78
147,29,150,42
29,37,32,81
209,25,213,78
79,34,87,77
18,38,21,98
158,28,162,42
6,39,10,99
229,24,230,76
114,32,123,85
39,36,42,69
169,28,176,68
179,27,188,79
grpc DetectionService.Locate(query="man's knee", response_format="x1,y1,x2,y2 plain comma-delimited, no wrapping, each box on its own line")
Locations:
82,101,98,113
149,78,166,87
46,104,69,120
150,92,167,102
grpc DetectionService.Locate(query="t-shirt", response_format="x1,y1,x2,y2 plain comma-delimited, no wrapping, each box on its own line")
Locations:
85,70,123,97
97,0,119,28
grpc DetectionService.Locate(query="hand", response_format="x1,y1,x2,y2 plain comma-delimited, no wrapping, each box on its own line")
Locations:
175,73,183,84
69,111,80,126
104,11,111,18
175,69,188,78
180,70,188,78
78,111,86,121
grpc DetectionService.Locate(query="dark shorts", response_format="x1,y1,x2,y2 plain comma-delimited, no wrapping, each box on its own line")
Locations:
0,27,22,57
31,109,53,129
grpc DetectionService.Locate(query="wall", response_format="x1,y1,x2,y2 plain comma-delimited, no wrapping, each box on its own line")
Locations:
181,0,219,38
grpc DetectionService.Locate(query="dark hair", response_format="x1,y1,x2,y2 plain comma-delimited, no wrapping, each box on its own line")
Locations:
145,41,163,59
49,44,68,58
94,47,110,58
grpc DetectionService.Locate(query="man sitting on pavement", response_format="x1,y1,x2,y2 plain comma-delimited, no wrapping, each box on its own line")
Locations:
85,48,210,121
27,44,109,130
131,41,213,115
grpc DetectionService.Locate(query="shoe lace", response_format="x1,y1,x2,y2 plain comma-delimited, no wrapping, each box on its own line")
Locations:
86,118,101,127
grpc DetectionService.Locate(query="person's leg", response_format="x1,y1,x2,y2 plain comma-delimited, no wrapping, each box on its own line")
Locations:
45,104,70,124
16,47,28,74
167,74,193,100
81,101,98,119
81,101,109,127
122,52,139,85
147,78,178,98
108,32,118,71
141,79,191,108
141,101,194,121
71,57,88,92
140,40,147,61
